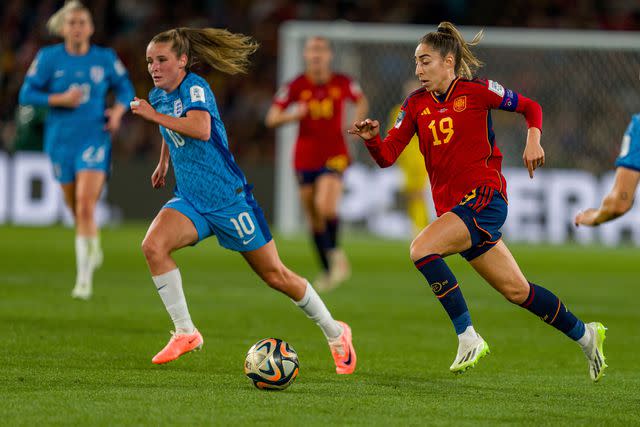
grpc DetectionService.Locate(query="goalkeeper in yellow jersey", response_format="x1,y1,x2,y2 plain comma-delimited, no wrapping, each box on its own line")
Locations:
387,79,430,235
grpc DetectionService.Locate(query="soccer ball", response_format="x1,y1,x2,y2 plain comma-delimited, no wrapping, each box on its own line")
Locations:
244,338,299,390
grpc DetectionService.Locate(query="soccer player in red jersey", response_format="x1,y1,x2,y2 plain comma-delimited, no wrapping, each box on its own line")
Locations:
266,36,368,291
349,22,607,381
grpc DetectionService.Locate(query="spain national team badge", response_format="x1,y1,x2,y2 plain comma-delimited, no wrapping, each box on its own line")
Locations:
329,86,341,99
90,66,104,84
453,96,466,112
300,89,312,101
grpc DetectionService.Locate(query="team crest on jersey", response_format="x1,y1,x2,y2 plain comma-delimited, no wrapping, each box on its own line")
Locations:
394,110,406,129
329,86,341,99
173,99,183,116
300,89,312,101
453,96,466,112
90,66,104,83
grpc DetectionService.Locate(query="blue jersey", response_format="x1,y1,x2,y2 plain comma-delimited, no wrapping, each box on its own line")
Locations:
19,44,134,154
615,113,640,172
149,72,247,212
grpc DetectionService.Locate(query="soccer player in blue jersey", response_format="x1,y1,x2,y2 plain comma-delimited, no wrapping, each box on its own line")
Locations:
575,113,640,226
130,27,356,373
19,1,134,300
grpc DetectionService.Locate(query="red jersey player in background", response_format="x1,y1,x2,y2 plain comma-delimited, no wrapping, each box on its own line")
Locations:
349,22,607,382
266,36,368,291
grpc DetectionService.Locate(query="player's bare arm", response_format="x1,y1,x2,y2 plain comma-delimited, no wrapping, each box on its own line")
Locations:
104,102,127,133
575,167,640,226
522,127,544,179
264,103,308,128
352,96,369,129
348,118,380,140
48,86,84,108
131,97,211,140
151,138,169,189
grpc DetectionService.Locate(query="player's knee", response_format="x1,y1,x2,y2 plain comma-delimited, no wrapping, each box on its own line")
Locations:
141,236,164,262
314,202,334,220
502,283,529,305
409,237,433,262
75,198,95,223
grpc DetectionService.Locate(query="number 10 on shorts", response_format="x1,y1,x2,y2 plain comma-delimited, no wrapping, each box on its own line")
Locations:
230,212,255,238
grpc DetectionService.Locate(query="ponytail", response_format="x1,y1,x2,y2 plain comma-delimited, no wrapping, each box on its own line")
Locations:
420,22,483,79
151,27,259,75
46,0,90,36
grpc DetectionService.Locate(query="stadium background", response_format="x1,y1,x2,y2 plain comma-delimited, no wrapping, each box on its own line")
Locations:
2,2,640,425
1,0,640,232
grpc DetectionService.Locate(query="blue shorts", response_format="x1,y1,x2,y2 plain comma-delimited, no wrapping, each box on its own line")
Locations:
451,186,508,261
296,167,342,186
48,141,111,184
163,188,272,252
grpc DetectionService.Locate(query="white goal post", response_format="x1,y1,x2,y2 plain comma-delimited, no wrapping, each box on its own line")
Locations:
274,21,640,237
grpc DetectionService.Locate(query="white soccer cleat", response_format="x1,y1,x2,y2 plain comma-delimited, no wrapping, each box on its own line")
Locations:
582,322,608,382
71,281,92,300
449,334,490,374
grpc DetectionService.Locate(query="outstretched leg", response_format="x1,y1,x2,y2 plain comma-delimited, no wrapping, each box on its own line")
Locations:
410,212,489,373
242,240,356,374
141,207,203,364
470,240,607,381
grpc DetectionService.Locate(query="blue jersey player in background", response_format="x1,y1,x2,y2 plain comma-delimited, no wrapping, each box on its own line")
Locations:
131,26,357,374
18,1,134,300
575,112,640,226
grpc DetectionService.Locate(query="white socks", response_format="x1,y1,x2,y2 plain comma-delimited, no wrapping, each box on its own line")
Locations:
577,325,591,348
152,269,195,334
75,236,92,285
293,281,342,340
458,325,479,341
75,235,102,284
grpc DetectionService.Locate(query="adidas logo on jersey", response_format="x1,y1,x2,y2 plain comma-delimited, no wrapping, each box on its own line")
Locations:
420,107,431,116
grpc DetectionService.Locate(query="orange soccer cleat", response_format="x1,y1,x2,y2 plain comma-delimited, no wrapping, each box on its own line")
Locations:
328,321,357,374
152,329,203,364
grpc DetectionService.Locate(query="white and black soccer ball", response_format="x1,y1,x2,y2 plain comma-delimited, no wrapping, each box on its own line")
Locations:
244,338,299,390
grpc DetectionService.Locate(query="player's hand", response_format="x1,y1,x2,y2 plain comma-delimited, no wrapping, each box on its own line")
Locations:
151,161,169,189
59,87,83,108
104,107,123,133
292,102,308,121
574,208,598,227
130,97,157,122
522,131,545,179
348,119,380,140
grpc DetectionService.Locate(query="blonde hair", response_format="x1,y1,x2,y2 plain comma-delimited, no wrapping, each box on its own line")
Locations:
46,0,91,36
151,27,259,75
420,22,484,80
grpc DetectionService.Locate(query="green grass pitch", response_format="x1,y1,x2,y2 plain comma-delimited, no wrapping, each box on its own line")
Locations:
2,225,639,425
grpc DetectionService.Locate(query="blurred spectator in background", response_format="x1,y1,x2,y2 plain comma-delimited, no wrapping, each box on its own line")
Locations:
1,0,639,167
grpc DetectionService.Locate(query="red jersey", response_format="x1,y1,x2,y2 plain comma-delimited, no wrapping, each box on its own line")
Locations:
273,73,363,171
364,77,542,216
